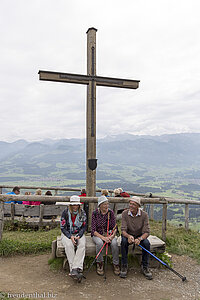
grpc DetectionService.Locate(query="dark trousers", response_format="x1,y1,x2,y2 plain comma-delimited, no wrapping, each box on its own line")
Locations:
121,235,150,267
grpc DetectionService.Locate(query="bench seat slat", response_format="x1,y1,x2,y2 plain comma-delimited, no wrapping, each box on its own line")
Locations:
56,235,165,258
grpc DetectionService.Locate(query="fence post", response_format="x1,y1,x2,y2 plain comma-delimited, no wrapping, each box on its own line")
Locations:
162,203,167,242
143,204,147,212
54,190,58,196
150,204,154,220
185,204,189,230
113,203,118,216
39,204,44,229
11,203,15,225
0,201,4,241
0,187,2,194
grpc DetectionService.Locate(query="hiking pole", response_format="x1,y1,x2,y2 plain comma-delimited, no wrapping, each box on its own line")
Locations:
138,244,187,282
84,224,117,278
104,212,110,281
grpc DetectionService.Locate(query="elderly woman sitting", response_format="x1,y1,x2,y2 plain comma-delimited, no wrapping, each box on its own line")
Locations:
60,195,87,280
91,196,120,276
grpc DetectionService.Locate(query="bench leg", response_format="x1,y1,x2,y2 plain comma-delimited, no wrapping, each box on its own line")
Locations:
63,257,68,270
50,240,57,260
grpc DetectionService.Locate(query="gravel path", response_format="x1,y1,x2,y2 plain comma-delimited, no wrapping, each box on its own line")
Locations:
0,253,199,300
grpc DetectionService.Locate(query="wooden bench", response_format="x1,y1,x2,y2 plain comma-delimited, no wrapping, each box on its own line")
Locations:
51,234,165,269
3,203,67,227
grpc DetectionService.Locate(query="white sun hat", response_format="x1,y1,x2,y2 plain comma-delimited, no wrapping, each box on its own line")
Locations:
69,195,81,205
98,195,108,207
56,195,82,206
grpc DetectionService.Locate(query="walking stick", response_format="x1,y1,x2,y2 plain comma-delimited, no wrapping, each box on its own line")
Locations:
104,212,110,281
138,244,187,282
84,224,117,278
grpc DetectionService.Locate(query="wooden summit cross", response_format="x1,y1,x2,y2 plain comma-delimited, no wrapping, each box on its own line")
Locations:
38,27,140,224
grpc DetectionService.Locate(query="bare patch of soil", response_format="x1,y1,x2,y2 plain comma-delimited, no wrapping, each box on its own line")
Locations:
0,254,199,300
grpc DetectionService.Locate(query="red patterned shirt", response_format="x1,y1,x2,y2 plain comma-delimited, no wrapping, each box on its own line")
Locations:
91,208,116,236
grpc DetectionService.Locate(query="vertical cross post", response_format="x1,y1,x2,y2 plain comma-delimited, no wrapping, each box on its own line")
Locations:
86,28,97,228
38,27,140,231
0,200,4,241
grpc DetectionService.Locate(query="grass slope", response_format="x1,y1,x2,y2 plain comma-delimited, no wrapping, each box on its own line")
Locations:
0,222,200,263
150,220,200,263
0,227,60,256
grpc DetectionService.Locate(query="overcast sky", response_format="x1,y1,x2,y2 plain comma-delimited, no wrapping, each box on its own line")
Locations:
0,0,199,142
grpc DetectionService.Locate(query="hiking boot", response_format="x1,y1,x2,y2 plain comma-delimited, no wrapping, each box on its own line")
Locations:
77,268,83,274
120,264,128,278
96,262,104,276
113,264,120,276
141,265,153,280
69,268,79,279
76,268,84,283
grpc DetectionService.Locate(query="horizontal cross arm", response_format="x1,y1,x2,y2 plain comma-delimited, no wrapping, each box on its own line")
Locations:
38,70,140,89
96,75,139,89
39,70,89,85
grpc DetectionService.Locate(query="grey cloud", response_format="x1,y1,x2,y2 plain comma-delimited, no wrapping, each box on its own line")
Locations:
0,0,200,141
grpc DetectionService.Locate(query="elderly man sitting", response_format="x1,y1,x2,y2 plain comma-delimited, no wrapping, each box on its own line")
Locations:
120,196,152,280
60,195,87,280
91,196,120,276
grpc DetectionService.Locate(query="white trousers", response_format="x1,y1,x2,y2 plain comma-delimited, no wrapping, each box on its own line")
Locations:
61,233,86,272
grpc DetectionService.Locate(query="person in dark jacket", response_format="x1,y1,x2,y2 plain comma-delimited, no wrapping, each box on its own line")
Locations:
113,188,121,198
60,195,87,279
43,190,56,205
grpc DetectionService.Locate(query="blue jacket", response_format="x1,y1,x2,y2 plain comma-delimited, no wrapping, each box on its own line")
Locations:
5,192,22,204
60,207,87,239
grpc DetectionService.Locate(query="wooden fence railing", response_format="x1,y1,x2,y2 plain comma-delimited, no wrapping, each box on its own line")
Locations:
0,184,166,197
0,185,83,196
0,184,178,221
0,185,161,225
0,193,200,242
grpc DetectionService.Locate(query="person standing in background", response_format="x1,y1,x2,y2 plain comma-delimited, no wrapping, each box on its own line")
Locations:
119,188,130,198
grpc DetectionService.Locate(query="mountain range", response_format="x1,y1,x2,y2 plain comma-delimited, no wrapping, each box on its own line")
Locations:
0,133,200,183
1,133,200,164
1,133,200,225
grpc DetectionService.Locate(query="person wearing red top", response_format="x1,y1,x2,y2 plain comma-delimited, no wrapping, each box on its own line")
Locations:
119,188,130,197
91,196,120,276
31,189,42,205
79,188,86,197
22,191,32,205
